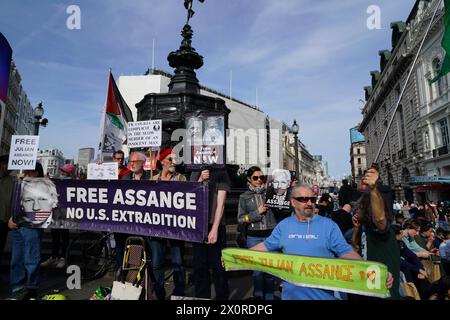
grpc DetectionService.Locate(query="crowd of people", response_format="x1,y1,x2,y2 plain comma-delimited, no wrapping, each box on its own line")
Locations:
0,151,449,300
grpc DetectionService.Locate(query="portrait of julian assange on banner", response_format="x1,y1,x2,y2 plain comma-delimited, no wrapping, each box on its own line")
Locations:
12,178,209,243
265,169,292,210
184,112,226,170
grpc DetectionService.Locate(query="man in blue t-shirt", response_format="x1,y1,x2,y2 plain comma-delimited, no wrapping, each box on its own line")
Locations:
250,185,393,300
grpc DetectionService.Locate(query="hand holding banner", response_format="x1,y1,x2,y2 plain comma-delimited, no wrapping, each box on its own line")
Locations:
222,248,390,298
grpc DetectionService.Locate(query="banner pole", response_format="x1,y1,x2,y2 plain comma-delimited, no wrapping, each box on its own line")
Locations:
374,0,442,163
149,148,153,180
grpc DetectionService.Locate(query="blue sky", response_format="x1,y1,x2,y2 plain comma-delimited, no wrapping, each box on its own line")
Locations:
0,0,416,178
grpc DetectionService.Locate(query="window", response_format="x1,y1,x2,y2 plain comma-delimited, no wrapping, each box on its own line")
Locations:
357,148,361,154
438,118,449,146
432,58,448,97
395,85,401,101
358,168,363,176
424,131,430,150
397,106,407,156
357,158,361,165
410,99,415,118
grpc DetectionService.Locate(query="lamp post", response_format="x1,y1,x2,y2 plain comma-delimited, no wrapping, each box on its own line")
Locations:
33,102,48,135
292,119,299,181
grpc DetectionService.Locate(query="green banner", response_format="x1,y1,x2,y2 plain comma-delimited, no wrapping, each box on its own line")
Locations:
222,248,390,298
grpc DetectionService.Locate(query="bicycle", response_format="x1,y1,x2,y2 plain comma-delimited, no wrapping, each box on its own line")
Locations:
65,231,175,282
65,231,117,281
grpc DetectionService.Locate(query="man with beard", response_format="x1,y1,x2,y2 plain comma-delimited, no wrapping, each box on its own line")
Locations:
250,186,395,300
115,151,150,271
150,148,187,300
122,151,150,180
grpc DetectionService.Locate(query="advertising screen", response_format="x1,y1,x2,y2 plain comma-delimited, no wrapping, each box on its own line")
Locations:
0,33,12,105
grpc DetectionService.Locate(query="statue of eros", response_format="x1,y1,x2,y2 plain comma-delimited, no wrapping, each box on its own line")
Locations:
184,0,205,25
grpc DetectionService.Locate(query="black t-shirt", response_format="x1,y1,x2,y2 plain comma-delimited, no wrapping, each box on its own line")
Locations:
190,169,231,225
331,209,353,234
438,209,446,221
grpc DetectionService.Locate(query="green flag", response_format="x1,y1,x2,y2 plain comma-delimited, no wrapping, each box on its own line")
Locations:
431,0,450,83
222,248,390,298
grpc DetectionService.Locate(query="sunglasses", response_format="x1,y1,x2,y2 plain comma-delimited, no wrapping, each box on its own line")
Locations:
251,175,267,181
293,196,317,203
114,157,124,161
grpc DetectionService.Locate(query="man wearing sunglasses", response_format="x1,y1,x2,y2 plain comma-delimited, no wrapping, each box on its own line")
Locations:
250,185,393,300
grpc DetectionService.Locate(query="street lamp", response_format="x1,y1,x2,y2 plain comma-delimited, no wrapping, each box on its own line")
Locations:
292,119,299,181
33,102,48,135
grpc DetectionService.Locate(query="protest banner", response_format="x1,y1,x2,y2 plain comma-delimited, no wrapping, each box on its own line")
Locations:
184,112,226,169
8,135,39,170
12,179,209,243
222,248,390,298
265,169,291,210
127,120,162,148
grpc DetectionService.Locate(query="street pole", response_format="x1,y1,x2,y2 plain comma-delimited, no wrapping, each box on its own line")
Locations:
294,134,299,180
292,119,300,181
34,117,40,135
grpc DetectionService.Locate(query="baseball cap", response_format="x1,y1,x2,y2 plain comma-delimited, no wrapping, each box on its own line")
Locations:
60,163,76,174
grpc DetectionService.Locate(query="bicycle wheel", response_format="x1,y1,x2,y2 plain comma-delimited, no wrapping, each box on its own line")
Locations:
65,231,111,281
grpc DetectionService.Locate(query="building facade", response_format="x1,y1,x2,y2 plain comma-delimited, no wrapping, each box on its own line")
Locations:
349,126,367,186
77,147,95,175
117,69,316,174
350,142,367,186
414,0,450,201
359,0,440,203
0,60,34,155
37,149,65,178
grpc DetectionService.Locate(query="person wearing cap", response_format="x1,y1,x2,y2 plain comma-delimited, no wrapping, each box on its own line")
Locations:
41,163,75,269
150,148,187,299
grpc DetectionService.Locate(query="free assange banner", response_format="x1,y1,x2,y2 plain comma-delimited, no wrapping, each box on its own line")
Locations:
13,178,209,243
222,248,390,298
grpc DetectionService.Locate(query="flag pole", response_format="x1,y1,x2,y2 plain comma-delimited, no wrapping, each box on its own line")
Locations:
98,68,112,162
374,0,443,163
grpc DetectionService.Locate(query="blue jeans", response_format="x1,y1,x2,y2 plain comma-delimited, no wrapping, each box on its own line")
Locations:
439,220,448,230
10,228,42,292
150,238,185,300
247,235,275,300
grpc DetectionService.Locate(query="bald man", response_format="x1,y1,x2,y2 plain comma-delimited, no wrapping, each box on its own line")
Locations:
251,185,393,300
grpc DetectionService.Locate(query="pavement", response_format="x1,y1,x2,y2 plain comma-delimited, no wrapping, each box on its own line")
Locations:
0,233,278,300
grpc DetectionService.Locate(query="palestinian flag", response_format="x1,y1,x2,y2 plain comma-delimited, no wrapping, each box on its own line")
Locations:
431,0,450,83
99,71,133,155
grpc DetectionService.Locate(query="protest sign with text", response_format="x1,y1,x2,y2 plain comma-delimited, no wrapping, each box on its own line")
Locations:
127,120,162,148
87,162,118,180
222,248,390,298
13,179,209,243
8,135,39,170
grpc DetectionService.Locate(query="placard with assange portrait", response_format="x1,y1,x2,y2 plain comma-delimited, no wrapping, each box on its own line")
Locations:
184,112,226,169
12,178,209,243
265,169,292,210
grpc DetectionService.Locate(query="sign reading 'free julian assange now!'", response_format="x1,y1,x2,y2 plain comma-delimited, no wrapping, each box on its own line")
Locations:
13,179,209,243
222,248,390,298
